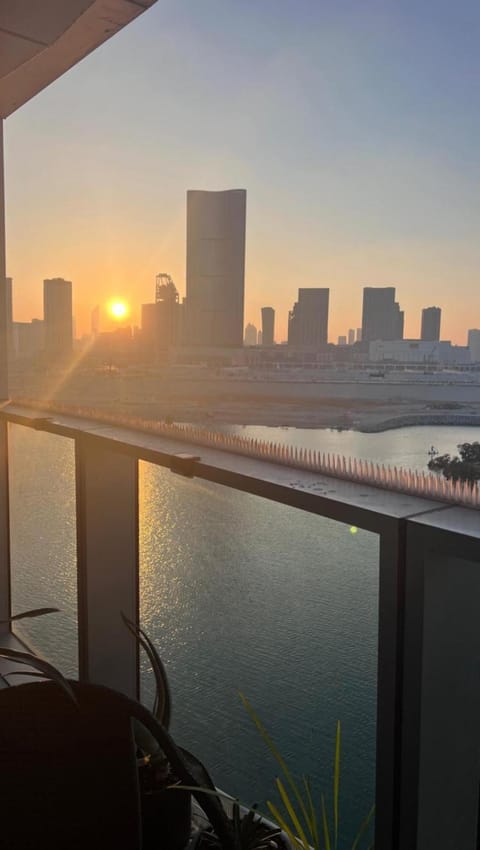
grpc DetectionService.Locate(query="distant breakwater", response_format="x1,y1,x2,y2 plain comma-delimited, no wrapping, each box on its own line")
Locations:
358,413,480,433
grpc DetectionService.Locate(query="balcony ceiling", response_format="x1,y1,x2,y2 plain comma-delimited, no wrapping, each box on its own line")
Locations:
0,0,157,118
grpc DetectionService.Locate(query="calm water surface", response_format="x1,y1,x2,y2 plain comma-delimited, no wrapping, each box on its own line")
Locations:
8,423,480,845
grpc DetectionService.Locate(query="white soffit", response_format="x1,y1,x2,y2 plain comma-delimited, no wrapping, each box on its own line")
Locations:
0,0,157,118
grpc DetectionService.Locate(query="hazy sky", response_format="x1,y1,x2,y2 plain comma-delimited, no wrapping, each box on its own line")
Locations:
4,0,480,342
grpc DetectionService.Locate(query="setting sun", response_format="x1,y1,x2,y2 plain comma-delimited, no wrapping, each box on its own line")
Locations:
108,300,129,321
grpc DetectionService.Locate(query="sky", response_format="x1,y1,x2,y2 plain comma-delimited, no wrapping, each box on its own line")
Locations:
4,0,480,343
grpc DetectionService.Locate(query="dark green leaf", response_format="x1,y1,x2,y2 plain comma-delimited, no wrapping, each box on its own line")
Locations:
121,612,171,727
0,607,59,626
0,647,77,705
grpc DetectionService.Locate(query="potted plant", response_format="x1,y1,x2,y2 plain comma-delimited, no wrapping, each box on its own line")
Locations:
241,694,375,850
189,799,284,850
0,609,194,850
0,609,269,850
122,613,192,850
0,610,373,850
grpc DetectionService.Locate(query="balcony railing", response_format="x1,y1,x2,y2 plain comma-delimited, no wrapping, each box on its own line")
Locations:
0,401,479,850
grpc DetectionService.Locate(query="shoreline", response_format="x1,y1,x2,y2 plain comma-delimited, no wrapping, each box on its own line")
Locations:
172,404,480,432
354,413,480,433
11,395,480,434
10,370,480,434
192,413,480,433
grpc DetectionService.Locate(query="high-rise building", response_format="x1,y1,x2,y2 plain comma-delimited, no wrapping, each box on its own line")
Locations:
288,288,329,347
356,328,362,342
468,329,480,363
396,306,405,339
338,335,347,346
43,278,72,358
185,189,246,347
142,276,181,360
257,330,263,346
261,307,275,346
155,273,178,305
244,323,257,346
361,287,404,342
421,306,441,342
348,328,355,345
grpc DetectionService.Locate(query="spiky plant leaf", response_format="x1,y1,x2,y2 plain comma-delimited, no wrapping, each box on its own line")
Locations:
266,801,304,850
302,776,320,850
240,693,311,838
333,721,341,850
121,612,171,727
351,805,375,850
321,793,331,850
275,777,310,850
242,695,374,850
0,647,77,704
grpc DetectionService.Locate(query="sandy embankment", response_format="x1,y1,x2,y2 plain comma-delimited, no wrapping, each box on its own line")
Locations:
9,369,480,431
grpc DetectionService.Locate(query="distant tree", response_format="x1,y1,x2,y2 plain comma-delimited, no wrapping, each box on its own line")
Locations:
428,442,480,485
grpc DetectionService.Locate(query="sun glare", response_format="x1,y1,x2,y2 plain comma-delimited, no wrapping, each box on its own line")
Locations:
108,300,129,320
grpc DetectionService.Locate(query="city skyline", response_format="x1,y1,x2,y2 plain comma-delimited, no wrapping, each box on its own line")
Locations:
7,274,475,348
4,0,480,342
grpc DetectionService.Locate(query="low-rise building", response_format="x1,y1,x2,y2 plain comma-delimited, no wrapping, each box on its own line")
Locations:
369,339,470,366
12,319,44,359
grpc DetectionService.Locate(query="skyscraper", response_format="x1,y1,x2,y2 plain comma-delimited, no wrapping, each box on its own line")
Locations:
142,276,181,360
288,288,329,347
348,328,355,345
361,287,404,342
185,189,246,347
244,323,257,346
261,307,275,346
421,306,441,342
468,329,480,363
43,278,72,358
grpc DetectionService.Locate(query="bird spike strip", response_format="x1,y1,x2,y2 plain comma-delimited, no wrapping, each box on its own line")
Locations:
13,398,480,509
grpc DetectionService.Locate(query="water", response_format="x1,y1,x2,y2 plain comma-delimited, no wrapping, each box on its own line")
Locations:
218,423,480,472
8,426,78,675
139,461,378,844
7,422,480,845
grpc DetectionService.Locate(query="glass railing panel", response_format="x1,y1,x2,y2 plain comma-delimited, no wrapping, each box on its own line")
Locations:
139,460,379,846
8,423,78,676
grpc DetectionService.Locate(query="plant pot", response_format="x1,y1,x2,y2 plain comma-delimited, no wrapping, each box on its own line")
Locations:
188,829,220,850
140,781,191,850
188,822,290,850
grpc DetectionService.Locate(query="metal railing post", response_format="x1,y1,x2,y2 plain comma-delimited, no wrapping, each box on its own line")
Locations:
374,518,407,850
399,508,480,850
0,121,11,634
0,419,10,631
0,118,8,402
75,434,139,698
